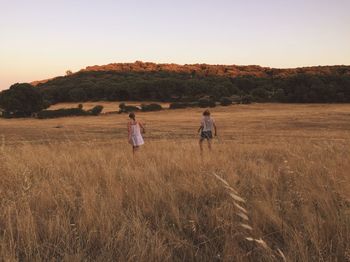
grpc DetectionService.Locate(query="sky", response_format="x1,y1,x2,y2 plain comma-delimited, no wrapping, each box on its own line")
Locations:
0,0,349,90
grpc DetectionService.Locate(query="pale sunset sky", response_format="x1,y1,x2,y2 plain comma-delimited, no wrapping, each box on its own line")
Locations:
0,0,349,90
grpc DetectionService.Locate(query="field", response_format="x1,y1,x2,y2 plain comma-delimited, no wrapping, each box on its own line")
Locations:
1,103,350,261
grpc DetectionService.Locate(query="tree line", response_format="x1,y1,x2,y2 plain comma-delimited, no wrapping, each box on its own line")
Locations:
0,69,349,117
36,70,350,104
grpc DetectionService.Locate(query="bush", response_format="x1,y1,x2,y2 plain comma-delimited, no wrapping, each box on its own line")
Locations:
0,83,48,117
198,98,216,108
169,102,188,109
141,103,162,112
220,97,232,106
88,105,104,116
37,108,87,119
119,103,126,110
188,102,199,107
1,111,29,118
229,95,241,104
78,104,83,109
69,88,87,102
169,102,200,109
241,95,253,104
118,103,140,113
251,88,269,101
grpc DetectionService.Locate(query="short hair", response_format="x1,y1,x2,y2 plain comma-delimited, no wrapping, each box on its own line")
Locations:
129,112,135,119
203,110,210,116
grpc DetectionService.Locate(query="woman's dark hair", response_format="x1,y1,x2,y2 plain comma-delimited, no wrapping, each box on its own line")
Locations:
203,110,210,116
129,112,136,120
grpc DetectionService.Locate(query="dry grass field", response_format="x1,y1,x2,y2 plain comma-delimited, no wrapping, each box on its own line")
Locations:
1,103,350,261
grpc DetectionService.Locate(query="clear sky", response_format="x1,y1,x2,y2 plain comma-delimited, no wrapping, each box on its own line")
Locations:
0,0,349,90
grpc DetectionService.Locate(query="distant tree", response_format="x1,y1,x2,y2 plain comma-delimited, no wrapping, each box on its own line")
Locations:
141,103,162,112
66,70,73,76
69,88,87,102
241,95,253,104
0,83,48,117
251,88,268,101
89,105,104,115
119,102,126,110
198,98,216,108
116,89,130,100
273,89,287,102
31,65,350,104
220,97,232,106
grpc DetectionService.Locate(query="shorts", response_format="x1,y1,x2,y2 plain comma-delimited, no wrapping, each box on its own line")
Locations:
200,131,213,140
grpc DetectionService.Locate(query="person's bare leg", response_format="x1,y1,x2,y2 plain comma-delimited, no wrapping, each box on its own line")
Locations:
199,139,204,155
208,139,212,151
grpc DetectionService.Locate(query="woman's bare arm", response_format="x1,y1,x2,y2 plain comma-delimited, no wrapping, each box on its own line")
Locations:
127,122,131,139
139,122,145,133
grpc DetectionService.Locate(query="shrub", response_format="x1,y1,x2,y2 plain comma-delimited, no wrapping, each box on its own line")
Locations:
241,95,253,104
37,108,87,119
89,105,104,116
141,103,162,112
119,103,126,110
220,97,232,106
1,111,29,118
118,103,140,113
69,88,87,102
169,102,200,109
78,104,83,110
251,88,269,101
0,83,48,117
169,102,188,109
188,102,199,107
198,98,216,108
229,95,241,104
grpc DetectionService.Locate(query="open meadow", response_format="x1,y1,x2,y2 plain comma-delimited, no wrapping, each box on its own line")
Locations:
1,103,350,261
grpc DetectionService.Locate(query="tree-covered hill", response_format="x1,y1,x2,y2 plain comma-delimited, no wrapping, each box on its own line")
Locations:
31,61,350,104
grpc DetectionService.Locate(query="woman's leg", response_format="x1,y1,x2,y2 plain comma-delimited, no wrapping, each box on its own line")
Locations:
199,139,204,153
207,139,212,151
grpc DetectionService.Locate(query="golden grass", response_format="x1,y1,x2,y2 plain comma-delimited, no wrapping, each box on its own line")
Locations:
0,104,350,261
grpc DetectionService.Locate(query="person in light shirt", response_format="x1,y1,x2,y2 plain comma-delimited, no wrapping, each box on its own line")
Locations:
198,110,217,152
127,112,145,154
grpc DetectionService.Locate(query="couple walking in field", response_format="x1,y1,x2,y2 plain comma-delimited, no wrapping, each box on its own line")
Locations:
127,110,217,154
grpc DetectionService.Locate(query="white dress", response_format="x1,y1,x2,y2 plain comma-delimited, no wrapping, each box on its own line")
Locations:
129,122,144,147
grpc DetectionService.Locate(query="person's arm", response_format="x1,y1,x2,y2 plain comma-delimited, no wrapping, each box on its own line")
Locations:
213,122,217,136
139,122,145,134
127,122,131,141
198,121,204,133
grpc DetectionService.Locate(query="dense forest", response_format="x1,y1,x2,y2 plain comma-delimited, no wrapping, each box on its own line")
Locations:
33,62,350,104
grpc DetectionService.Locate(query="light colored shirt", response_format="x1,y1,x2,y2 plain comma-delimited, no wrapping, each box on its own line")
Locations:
201,116,215,132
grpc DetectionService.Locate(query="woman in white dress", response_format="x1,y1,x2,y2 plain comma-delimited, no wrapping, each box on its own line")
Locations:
127,112,145,154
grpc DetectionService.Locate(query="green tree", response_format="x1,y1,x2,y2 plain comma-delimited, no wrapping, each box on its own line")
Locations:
251,88,269,101
69,88,87,102
0,83,48,117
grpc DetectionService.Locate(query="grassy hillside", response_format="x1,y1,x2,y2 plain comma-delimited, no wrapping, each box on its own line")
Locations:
34,62,350,104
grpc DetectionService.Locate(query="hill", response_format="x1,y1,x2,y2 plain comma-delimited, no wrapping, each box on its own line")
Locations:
33,61,350,104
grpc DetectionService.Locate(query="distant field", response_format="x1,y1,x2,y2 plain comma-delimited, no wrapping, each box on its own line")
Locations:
1,103,350,261
1,103,350,145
